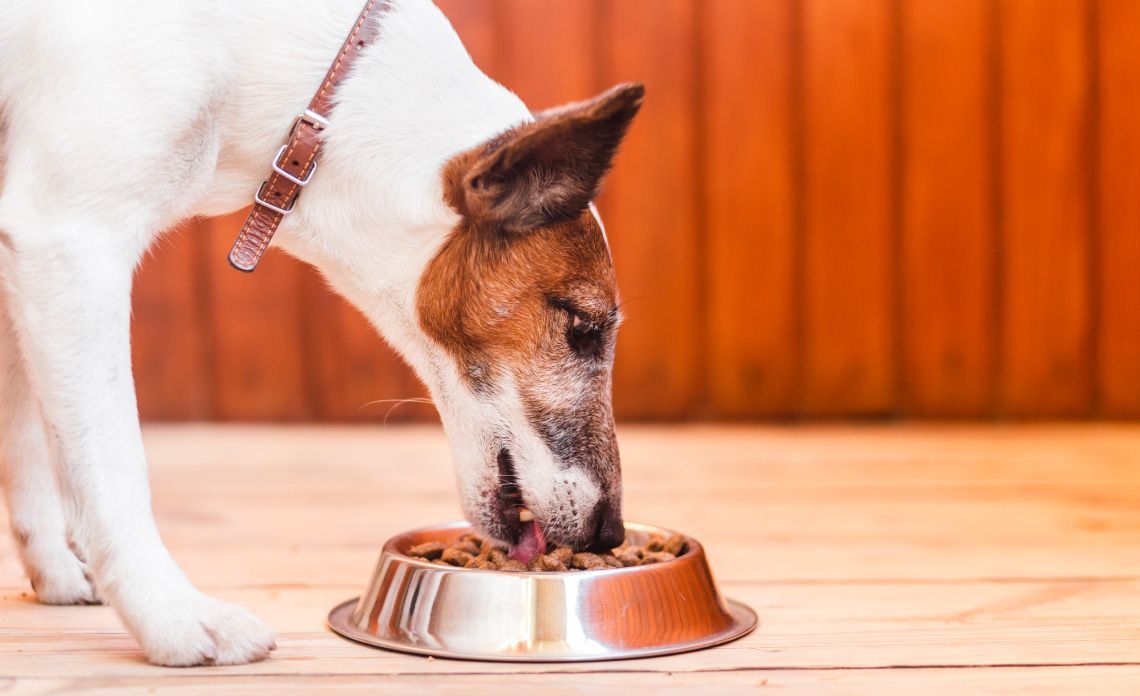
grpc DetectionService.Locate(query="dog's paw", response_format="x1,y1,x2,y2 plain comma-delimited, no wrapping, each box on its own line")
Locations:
27,546,100,605
135,594,277,667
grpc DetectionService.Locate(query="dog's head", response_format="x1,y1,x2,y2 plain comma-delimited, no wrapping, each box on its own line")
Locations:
414,83,643,553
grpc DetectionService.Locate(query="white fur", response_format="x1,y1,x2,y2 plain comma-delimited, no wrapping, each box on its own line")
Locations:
588,202,611,257
0,0,585,666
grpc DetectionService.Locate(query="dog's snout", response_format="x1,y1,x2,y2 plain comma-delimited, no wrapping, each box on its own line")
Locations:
586,499,625,552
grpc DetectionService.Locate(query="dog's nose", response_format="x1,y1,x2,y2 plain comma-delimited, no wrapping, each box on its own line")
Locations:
587,500,625,552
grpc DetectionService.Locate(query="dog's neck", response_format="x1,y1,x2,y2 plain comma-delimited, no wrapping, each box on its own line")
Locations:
258,0,532,366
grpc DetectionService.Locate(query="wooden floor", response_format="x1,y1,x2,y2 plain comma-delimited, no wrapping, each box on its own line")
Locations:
2,424,1140,694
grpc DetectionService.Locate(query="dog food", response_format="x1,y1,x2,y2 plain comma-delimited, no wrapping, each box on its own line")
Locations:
407,531,688,571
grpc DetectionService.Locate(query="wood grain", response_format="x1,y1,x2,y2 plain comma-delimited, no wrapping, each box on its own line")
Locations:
998,0,1094,417
2,424,1140,691
900,0,996,417
704,0,798,418
3,581,1140,676
14,667,1140,696
801,0,895,416
597,0,702,419
495,0,596,108
298,273,430,423
115,424,1140,586
131,222,213,420
203,213,314,421
1097,0,1140,417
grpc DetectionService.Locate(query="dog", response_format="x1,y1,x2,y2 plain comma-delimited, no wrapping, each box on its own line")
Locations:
0,0,642,665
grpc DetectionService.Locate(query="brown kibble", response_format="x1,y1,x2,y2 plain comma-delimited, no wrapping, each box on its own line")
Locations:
526,554,565,572
415,530,685,572
408,541,446,560
441,548,474,566
570,552,607,570
540,554,568,571
455,540,480,556
663,534,686,556
616,551,641,567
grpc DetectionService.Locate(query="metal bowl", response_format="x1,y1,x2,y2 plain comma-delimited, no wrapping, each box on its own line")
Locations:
327,521,757,662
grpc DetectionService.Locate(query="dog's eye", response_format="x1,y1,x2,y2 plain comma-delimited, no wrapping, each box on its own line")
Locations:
568,313,603,356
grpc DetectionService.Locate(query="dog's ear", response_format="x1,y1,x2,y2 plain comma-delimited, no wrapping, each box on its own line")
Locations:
451,82,644,233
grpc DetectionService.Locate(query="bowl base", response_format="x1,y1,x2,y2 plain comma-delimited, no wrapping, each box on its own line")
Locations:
326,596,758,663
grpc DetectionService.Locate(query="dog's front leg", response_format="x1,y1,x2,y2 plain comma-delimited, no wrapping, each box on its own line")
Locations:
0,296,97,605
4,228,276,666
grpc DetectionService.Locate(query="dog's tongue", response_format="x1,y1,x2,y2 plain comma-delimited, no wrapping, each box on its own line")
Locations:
509,518,546,564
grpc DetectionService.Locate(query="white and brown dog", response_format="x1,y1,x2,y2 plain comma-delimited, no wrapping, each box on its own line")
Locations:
0,0,642,665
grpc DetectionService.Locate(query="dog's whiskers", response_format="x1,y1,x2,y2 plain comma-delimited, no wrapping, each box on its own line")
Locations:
358,397,438,425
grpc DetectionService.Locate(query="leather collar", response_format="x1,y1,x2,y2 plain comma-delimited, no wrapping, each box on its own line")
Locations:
229,0,390,272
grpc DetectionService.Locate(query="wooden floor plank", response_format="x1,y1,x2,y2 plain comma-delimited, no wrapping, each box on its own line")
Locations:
6,425,1140,586
10,666,1140,696
1,425,1138,690
1,579,1139,677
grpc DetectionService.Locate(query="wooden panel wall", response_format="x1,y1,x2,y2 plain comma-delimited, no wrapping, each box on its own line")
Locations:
705,0,797,418
899,0,995,416
999,0,1094,417
1098,0,1140,417
131,0,1140,422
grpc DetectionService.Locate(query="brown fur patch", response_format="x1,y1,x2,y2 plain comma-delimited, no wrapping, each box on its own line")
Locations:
417,209,617,387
